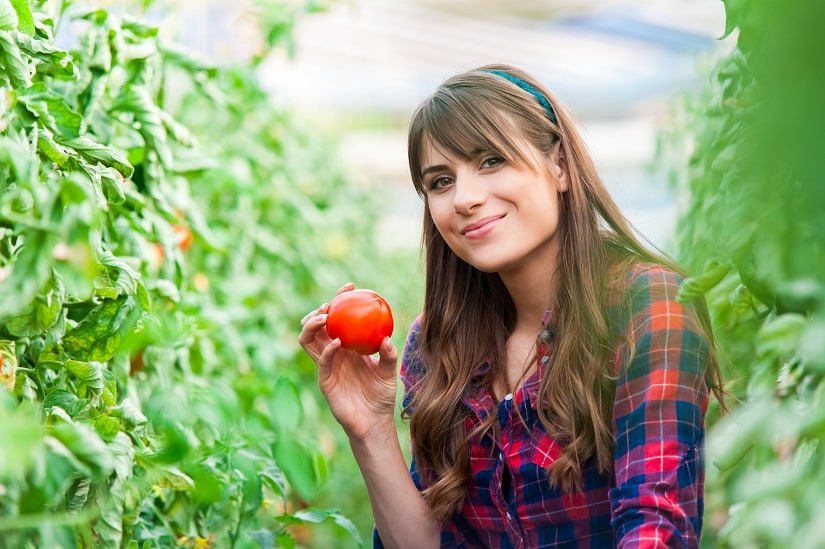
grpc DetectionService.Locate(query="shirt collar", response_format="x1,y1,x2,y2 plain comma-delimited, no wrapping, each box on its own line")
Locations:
463,308,555,413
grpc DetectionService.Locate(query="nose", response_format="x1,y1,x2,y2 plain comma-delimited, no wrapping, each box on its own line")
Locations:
452,171,486,214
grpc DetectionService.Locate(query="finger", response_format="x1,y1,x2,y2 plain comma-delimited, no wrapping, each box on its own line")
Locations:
301,303,328,326
317,337,343,379
376,336,398,376
335,282,356,295
298,313,329,352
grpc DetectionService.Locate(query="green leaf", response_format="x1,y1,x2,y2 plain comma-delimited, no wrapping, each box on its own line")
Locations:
247,529,277,549
55,136,134,179
160,42,216,77
0,340,17,391
272,438,323,501
94,478,126,547
0,0,17,30
120,16,158,38
48,421,115,477
47,405,75,424
798,319,825,373
37,129,72,166
721,0,746,39
101,368,117,407
110,397,147,428
259,464,287,500
16,32,74,76
275,533,296,549
269,375,304,432
63,359,105,393
757,313,807,359
0,133,38,185
100,167,126,205
93,415,121,441
108,431,135,480
159,109,196,147
66,477,91,514
0,28,31,88
62,295,144,362
708,399,778,472
43,389,86,417
677,260,732,303
190,461,228,504
18,83,83,138
151,279,180,302
243,474,264,515
291,508,363,546
154,466,195,491
115,87,171,167
0,396,44,478
98,251,142,296
0,229,58,318
6,287,62,337
10,0,33,35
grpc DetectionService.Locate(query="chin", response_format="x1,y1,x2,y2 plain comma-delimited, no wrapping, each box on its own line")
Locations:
463,257,516,274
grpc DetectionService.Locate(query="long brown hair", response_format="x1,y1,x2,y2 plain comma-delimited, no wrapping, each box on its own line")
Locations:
405,64,724,521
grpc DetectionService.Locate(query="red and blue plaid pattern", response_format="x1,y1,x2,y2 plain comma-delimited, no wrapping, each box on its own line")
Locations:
375,264,710,548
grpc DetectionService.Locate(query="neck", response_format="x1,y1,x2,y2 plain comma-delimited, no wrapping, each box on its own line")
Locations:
499,259,557,333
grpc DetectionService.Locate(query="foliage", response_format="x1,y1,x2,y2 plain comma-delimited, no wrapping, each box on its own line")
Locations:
0,0,411,546
661,0,825,546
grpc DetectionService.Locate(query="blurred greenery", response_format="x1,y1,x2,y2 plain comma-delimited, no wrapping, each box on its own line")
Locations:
13,0,823,545
0,0,420,546
660,0,825,547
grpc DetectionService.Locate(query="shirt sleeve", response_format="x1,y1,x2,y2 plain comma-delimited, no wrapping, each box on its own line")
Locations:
609,266,710,549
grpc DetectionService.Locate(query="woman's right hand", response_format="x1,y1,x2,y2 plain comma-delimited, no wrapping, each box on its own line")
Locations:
298,284,399,442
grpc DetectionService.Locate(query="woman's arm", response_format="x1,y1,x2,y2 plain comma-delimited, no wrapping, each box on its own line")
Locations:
609,266,711,549
349,420,440,548
299,295,439,548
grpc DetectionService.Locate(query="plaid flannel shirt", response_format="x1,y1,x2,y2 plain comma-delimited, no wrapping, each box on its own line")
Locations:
375,264,710,548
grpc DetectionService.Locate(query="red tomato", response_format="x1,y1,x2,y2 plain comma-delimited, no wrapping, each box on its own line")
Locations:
326,289,394,355
172,224,194,251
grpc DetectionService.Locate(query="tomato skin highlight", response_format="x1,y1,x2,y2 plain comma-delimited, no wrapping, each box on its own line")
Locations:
326,289,394,355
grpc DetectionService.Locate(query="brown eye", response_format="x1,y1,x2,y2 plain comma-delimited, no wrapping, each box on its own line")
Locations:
481,156,504,169
428,176,453,191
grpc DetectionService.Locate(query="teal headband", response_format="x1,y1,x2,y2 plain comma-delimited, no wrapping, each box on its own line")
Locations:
483,69,558,126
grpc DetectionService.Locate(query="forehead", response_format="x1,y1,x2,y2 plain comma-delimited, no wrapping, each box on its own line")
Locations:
418,137,463,169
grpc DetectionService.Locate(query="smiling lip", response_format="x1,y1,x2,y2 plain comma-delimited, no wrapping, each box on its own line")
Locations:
461,214,505,238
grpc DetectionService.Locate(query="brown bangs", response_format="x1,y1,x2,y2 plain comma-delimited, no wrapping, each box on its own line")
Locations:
408,85,535,195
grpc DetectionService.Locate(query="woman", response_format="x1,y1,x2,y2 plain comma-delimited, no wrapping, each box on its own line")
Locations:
299,64,725,548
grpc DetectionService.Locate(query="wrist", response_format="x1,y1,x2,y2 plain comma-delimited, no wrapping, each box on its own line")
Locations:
347,418,400,449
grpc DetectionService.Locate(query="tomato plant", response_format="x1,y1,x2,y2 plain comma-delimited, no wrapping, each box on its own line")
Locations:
0,0,419,545
327,289,394,355
659,1,825,546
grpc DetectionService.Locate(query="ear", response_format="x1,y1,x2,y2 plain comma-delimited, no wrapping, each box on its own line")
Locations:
548,142,569,192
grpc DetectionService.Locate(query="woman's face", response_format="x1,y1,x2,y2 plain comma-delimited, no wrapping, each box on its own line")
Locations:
420,136,569,278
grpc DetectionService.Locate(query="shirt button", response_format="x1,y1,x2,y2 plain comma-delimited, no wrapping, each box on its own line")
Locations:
504,393,513,401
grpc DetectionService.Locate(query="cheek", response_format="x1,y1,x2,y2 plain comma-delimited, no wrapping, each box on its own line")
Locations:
426,201,452,234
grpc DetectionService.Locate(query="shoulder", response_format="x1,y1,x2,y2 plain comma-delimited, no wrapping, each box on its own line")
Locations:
622,262,685,303
608,262,691,327
612,262,711,375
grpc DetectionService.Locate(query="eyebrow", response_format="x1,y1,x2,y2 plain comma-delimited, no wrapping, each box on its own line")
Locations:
420,164,451,178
